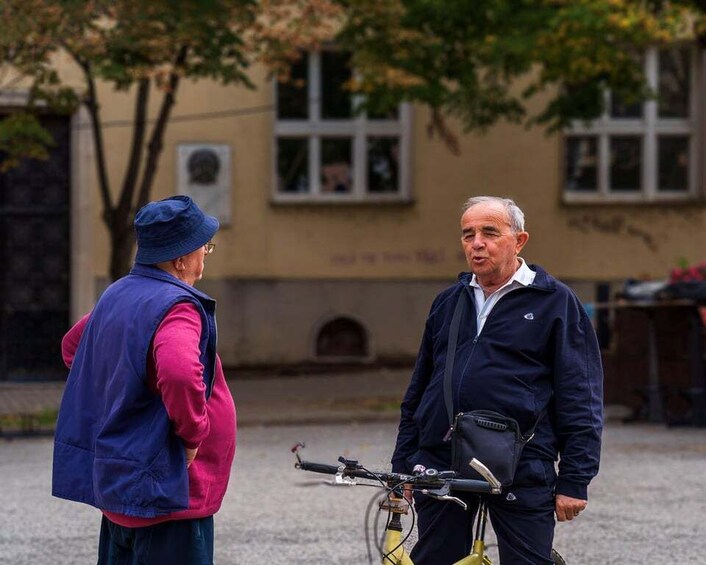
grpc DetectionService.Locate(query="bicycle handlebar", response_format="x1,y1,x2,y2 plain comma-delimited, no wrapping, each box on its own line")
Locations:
297,460,342,475
296,458,495,495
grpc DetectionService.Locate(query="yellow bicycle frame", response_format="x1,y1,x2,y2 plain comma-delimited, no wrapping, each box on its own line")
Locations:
380,497,493,565
381,529,491,565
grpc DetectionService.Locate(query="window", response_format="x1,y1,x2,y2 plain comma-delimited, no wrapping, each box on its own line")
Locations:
564,46,699,202
315,317,369,359
274,51,411,202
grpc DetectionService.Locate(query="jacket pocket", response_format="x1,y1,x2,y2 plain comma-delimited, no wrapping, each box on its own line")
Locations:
512,458,556,488
93,444,189,517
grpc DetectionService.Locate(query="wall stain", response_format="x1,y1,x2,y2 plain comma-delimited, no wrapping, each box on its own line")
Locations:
566,213,657,252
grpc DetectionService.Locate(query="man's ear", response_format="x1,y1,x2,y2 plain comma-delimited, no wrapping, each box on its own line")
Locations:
516,231,529,253
174,257,185,271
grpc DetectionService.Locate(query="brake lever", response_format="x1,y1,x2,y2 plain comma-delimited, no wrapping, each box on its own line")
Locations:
290,441,305,466
422,487,468,510
325,468,356,486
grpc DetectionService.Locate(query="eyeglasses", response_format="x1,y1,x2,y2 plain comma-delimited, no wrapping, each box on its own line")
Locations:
204,242,216,255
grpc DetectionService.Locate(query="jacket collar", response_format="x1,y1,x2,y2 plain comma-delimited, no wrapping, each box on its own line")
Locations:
129,263,215,304
458,263,556,292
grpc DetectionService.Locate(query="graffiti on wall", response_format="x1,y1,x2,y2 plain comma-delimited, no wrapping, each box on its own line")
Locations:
329,248,451,266
567,213,657,252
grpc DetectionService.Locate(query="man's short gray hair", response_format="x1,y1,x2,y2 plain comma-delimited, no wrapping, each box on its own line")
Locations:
461,196,525,233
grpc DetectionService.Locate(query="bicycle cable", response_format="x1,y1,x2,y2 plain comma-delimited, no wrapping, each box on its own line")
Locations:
358,465,395,564
357,467,417,565
379,478,416,564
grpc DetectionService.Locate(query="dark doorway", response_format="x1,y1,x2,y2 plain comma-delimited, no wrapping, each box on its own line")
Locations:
316,317,368,358
0,115,71,381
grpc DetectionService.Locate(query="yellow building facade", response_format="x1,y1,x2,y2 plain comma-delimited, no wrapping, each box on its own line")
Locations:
57,46,706,367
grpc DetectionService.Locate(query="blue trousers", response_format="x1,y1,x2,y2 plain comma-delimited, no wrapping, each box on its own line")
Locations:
97,515,214,565
410,459,557,565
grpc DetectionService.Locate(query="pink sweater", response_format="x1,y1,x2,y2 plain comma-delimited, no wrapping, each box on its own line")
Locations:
62,302,237,527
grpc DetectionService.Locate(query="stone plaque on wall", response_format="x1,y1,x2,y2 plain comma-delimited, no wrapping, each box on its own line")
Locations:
177,143,231,225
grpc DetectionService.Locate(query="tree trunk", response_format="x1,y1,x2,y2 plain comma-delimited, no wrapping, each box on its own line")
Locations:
107,48,188,280
108,217,135,281
105,78,151,281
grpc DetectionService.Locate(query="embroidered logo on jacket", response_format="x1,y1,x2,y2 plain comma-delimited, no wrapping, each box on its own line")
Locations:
524,313,534,320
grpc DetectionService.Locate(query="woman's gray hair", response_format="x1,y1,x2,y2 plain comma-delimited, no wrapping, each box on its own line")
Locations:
461,196,525,233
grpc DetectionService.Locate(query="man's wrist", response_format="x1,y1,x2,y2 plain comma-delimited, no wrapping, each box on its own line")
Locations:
555,478,588,500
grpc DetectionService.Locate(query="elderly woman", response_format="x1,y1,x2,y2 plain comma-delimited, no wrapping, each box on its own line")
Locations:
52,196,236,565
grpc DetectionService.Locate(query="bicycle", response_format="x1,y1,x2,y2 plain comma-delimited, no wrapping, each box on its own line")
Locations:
292,442,566,565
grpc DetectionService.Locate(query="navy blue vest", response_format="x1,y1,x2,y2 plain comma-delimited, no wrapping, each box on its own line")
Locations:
52,265,217,517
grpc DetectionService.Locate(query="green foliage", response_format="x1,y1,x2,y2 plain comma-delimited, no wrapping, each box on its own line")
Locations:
0,112,55,172
677,256,692,269
0,0,265,170
337,0,704,135
0,0,341,278
0,408,58,433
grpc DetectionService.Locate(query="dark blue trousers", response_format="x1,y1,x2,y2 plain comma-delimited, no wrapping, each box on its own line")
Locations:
410,459,557,565
97,515,214,565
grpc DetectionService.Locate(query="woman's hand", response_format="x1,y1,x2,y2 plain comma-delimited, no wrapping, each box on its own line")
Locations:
185,446,199,468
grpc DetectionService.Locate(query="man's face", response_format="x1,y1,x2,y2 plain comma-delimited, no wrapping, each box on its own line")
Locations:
460,202,529,286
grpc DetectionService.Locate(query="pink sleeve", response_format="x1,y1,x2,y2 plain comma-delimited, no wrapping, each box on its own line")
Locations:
62,313,91,369
152,302,210,449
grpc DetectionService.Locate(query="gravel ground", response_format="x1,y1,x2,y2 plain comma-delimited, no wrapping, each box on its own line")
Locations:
1,421,705,564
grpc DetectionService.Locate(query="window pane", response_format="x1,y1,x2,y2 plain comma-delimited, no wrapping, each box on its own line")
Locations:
609,136,642,192
321,51,352,119
610,52,644,119
658,136,689,192
277,138,309,193
368,137,399,193
565,137,598,192
368,106,399,120
321,138,352,193
277,56,308,119
610,93,642,119
659,48,690,118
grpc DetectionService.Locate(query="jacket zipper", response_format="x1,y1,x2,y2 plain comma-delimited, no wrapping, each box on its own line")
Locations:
453,283,527,419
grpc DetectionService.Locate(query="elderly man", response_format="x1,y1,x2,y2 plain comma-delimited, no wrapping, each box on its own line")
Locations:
392,196,603,564
53,196,236,565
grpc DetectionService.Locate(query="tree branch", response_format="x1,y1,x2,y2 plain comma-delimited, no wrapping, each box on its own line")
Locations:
135,45,188,211
426,107,460,156
116,77,150,225
75,56,114,226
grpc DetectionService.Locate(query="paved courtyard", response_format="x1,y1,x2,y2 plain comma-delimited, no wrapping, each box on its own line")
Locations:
1,420,705,564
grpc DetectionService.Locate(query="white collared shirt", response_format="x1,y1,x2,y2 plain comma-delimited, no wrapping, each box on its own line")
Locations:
470,258,536,335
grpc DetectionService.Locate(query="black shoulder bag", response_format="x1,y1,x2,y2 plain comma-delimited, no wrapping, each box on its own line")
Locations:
443,289,544,487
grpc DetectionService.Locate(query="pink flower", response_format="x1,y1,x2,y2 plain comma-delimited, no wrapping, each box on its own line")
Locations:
671,262,706,282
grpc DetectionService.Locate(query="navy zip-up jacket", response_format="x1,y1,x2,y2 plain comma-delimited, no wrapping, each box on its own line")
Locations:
391,265,603,500
52,264,217,518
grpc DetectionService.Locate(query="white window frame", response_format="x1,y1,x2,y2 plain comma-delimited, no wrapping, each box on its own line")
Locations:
563,45,702,203
272,51,412,203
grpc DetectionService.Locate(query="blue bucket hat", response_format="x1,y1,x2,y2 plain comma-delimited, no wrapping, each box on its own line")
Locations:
134,196,219,265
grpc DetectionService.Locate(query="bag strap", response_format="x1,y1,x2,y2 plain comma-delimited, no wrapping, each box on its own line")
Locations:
443,289,468,428
442,287,547,440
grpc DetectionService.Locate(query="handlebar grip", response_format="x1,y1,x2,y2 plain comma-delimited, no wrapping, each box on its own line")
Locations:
297,461,341,475
448,478,494,494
